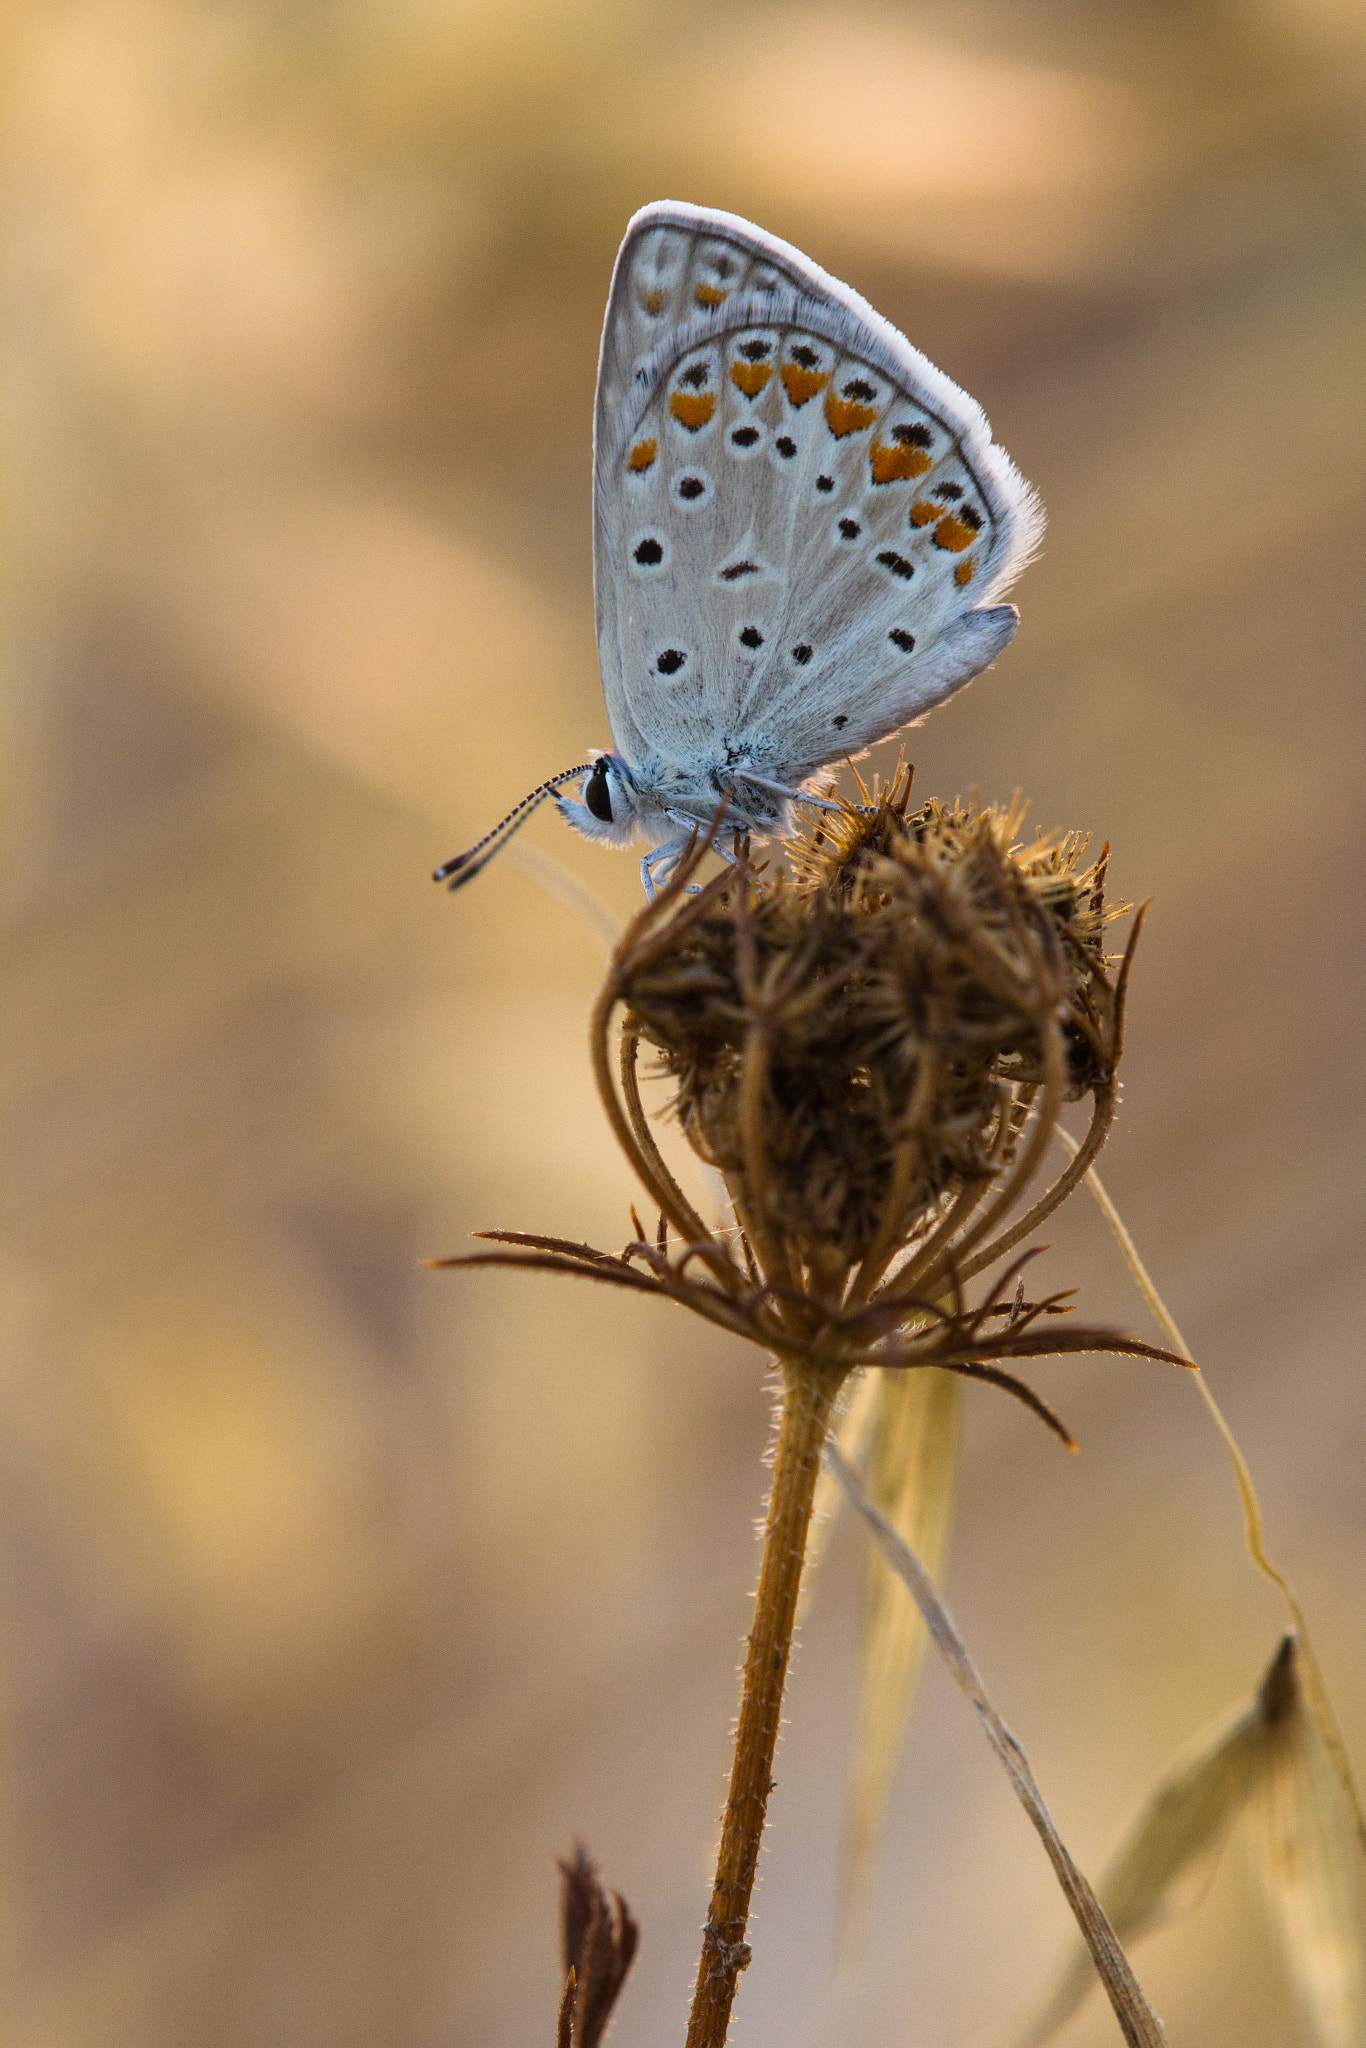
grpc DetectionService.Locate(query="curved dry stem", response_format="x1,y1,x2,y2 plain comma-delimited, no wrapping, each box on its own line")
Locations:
731,877,799,1303
953,904,1145,1286
875,1012,1064,1321
870,1180,990,1316
618,1026,716,1253
936,1003,1067,1281
591,984,741,1298
956,1080,1118,1289
845,1038,945,1312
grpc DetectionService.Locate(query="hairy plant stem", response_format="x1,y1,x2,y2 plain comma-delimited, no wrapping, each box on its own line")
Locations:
684,1358,848,2048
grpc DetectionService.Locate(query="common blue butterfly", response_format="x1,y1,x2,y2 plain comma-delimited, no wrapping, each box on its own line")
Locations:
437,201,1043,897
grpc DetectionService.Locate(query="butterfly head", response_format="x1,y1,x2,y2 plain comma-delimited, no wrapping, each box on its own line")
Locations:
554,753,641,847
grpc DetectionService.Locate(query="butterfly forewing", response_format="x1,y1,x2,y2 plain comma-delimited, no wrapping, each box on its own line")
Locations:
593,203,1042,786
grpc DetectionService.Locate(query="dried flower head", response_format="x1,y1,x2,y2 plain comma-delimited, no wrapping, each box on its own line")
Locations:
438,769,1173,1447
621,773,1125,1276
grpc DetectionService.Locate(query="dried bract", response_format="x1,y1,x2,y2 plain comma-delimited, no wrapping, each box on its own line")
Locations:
556,1843,639,2048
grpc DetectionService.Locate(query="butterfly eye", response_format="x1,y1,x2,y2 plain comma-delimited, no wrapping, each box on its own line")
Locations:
585,761,613,822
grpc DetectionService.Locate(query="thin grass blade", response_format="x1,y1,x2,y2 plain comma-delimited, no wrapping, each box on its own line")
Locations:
839,1368,962,1949
1251,1641,1366,2048
825,1442,1166,2048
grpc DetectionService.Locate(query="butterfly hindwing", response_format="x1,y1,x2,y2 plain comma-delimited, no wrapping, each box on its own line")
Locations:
593,203,1042,780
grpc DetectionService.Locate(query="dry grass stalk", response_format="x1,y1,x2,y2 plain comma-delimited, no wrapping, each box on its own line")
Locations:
826,1440,1168,2048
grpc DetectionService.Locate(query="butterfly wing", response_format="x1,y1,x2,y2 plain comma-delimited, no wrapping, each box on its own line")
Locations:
592,202,1043,782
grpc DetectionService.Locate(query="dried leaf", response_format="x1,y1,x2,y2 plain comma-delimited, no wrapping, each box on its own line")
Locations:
1013,1643,1291,2046
1251,1642,1366,2048
1015,1636,1366,2048
841,1367,962,1946
556,1844,639,2048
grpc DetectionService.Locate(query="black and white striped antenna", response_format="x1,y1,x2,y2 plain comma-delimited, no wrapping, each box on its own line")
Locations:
433,763,595,891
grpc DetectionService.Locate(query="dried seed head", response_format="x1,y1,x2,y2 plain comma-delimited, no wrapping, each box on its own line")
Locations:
616,774,1127,1272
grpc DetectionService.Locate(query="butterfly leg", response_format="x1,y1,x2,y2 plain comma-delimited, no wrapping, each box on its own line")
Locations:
640,837,692,899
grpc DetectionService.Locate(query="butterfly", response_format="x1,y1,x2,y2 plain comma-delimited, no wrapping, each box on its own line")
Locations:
436,200,1043,898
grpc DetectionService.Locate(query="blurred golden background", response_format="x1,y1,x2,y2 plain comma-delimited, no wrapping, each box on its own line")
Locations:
6,1,1365,2042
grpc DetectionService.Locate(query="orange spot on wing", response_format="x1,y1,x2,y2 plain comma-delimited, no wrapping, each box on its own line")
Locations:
910,498,944,526
780,362,829,407
642,288,666,314
824,392,878,438
954,557,975,585
933,514,975,552
694,282,729,307
730,361,772,398
627,438,657,473
670,390,716,430
871,440,933,484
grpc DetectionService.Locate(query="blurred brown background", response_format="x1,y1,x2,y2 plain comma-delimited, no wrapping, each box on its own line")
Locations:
5,1,1365,2043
